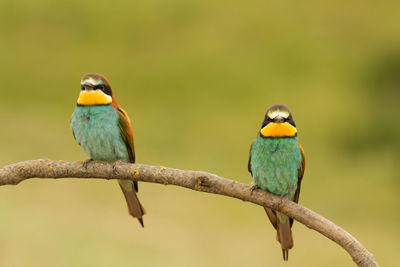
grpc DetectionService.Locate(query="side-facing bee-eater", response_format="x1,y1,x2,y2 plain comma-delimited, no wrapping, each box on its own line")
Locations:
71,73,146,226
248,104,305,260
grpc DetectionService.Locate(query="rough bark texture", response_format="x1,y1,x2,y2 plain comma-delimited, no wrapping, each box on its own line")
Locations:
0,159,378,266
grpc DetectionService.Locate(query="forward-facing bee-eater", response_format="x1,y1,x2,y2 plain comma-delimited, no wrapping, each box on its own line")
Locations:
248,104,305,260
71,73,146,226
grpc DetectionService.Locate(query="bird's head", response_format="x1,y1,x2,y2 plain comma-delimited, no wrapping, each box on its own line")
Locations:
260,104,297,138
77,73,113,106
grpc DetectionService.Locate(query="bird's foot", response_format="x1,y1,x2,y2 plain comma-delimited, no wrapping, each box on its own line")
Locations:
113,159,123,172
82,158,93,168
250,185,259,194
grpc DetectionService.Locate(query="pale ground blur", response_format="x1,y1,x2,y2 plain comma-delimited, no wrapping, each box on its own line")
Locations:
0,1,399,266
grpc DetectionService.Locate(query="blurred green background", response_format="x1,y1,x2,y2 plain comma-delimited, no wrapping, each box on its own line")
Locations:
0,0,399,266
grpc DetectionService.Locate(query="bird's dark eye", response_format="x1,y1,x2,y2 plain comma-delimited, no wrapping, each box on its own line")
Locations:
93,85,104,90
81,86,85,90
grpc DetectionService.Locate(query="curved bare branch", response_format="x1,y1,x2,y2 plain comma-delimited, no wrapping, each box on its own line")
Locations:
0,159,378,266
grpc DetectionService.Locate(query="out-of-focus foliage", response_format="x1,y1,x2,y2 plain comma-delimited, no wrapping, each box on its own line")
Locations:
343,50,400,162
0,0,399,266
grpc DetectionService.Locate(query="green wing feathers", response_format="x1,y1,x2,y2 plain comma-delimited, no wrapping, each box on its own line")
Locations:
293,143,305,204
116,107,135,163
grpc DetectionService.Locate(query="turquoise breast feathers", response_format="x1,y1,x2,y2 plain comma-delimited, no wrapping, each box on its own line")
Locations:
71,105,129,162
250,135,302,199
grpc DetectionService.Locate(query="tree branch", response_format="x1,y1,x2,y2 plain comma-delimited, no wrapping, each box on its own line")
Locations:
0,159,378,266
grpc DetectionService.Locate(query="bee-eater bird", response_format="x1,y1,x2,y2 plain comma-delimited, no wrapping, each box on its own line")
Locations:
71,73,146,226
248,104,305,261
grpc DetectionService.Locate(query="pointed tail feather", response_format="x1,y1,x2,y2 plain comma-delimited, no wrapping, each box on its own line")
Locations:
118,180,146,227
276,212,293,261
282,249,289,261
264,207,293,261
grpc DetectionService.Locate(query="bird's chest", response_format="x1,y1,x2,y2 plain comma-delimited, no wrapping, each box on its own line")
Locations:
250,136,301,197
71,105,128,161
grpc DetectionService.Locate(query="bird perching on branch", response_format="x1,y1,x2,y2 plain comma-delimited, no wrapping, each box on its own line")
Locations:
248,104,305,261
70,73,146,226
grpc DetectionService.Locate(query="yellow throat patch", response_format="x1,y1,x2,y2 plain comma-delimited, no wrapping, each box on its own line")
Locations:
260,122,297,138
77,90,112,105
